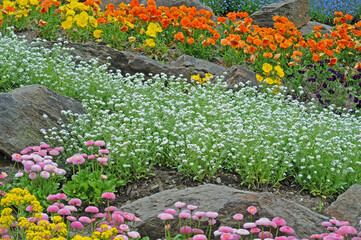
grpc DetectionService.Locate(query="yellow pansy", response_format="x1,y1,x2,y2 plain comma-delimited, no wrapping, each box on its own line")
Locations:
256,74,264,82
262,63,273,73
128,36,136,42
274,66,285,77
139,28,145,34
62,17,73,29
146,22,162,38
145,38,155,47
266,77,274,84
66,9,75,16
76,11,89,28
89,16,98,28
125,20,134,29
93,29,103,38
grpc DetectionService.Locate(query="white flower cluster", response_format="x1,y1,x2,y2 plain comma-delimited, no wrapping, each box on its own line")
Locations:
1,30,361,195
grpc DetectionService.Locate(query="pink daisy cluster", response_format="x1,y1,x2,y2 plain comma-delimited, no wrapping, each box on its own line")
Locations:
11,144,66,181
66,140,110,167
0,172,8,196
314,219,360,240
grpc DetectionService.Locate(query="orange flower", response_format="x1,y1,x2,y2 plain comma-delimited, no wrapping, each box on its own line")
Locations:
312,54,320,62
325,49,334,57
227,12,237,21
174,32,185,43
221,39,230,46
314,25,323,31
97,17,106,24
161,19,171,29
180,17,191,27
347,41,355,48
120,25,128,32
253,38,262,46
263,52,273,58
147,0,156,5
344,14,353,21
248,45,256,54
292,50,302,56
269,44,277,52
106,3,115,11
207,38,215,45
328,58,337,67
39,19,47,26
187,37,194,44
217,17,227,23
288,62,295,66
334,11,343,16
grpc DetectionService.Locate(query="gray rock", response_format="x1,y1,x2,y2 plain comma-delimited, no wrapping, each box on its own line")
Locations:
120,184,328,239
327,184,361,226
213,65,260,91
299,21,333,36
100,0,213,13
250,0,310,29
170,54,227,77
0,85,85,163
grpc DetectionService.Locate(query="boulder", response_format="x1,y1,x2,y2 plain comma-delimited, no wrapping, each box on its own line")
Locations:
0,85,85,162
170,54,227,77
120,184,329,240
250,0,310,29
99,0,213,13
213,65,260,91
327,184,361,226
299,21,333,36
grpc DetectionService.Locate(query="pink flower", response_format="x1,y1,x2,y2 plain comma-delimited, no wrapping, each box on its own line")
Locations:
220,233,233,240
68,198,82,207
158,213,174,221
12,154,22,162
113,214,124,223
64,205,77,212
14,172,24,178
101,192,115,199
250,228,261,234
208,219,217,225
49,150,59,156
310,235,323,239
67,216,77,222
273,217,287,226
72,155,85,165
79,216,91,224
206,212,218,219
29,172,37,180
26,205,34,212
88,155,96,160
99,149,109,154
219,226,234,233
280,226,295,235
179,211,191,219
115,235,128,240
31,164,42,172
233,214,243,221
40,144,50,148
339,226,357,235
164,209,177,215
128,231,140,239
56,193,67,200
58,208,71,216
40,171,50,179
187,205,198,211
94,141,105,146
85,140,95,146
123,212,135,221
236,229,250,235
193,229,204,234
71,221,83,229
119,224,129,232
247,206,257,215
258,231,273,239
46,195,58,201
194,211,206,217
54,147,64,152
337,221,350,226
275,237,288,240
38,150,47,156
93,213,105,218
23,160,34,169
328,227,337,231
232,234,241,240
104,206,117,212
174,202,186,208
243,223,257,228
180,226,192,235
256,218,272,227
330,219,340,225
85,206,99,213
193,234,207,240
101,174,107,180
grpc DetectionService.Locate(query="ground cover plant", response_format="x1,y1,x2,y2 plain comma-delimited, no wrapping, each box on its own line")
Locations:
197,0,361,26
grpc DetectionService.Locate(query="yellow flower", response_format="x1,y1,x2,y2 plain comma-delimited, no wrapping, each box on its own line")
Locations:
146,22,162,38
274,66,284,77
262,63,273,73
66,9,75,16
139,28,145,34
93,29,103,38
89,16,98,28
256,74,264,82
62,20,73,30
128,36,136,42
145,38,155,48
29,0,38,5
76,11,89,28
125,21,134,29
266,77,274,84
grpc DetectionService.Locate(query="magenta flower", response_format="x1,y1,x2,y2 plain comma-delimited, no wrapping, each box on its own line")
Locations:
206,212,218,219
174,201,186,209
66,216,77,222
330,219,340,225
94,140,105,146
71,221,83,229
26,205,34,212
158,213,174,221
85,140,95,146
101,192,116,199
250,227,261,234
193,234,207,240
29,172,37,180
113,214,124,223
85,206,99,213
12,153,22,162
93,213,105,218
164,209,177,215
220,233,233,240
280,226,295,235
68,198,82,207
58,208,71,216
233,214,243,221
123,212,135,221
56,193,67,200
179,211,191,219
247,206,257,215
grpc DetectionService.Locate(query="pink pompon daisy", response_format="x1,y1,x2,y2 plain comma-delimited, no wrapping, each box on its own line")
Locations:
310,235,323,239
180,226,192,235
243,223,257,228
29,172,37,180
233,214,244,221
93,213,105,218
71,221,83,229
85,140,95,146
49,150,59,156
14,172,24,178
85,206,99,213
26,205,34,212
56,193,67,200
68,198,82,207
280,226,295,235
101,174,107,179
115,235,128,240
79,216,91,224
255,217,272,227
208,219,217,225
40,171,50,179
258,231,273,239
250,228,261,234
46,205,59,213
101,192,115,199
98,149,109,154
236,229,250,236
206,212,218,219
273,217,287,227
58,208,71,216
193,234,207,240
174,201,186,208
67,216,77,222
179,211,191,219
275,236,288,240
164,209,177,215
104,206,117,212
119,224,130,232
128,231,140,239
94,141,105,146
218,226,234,233
12,154,22,162
247,206,257,215
339,226,357,235
194,211,206,217
220,233,233,240
158,213,174,221
187,205,198,211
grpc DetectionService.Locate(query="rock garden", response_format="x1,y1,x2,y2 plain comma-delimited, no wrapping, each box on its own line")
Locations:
0,0,361,239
